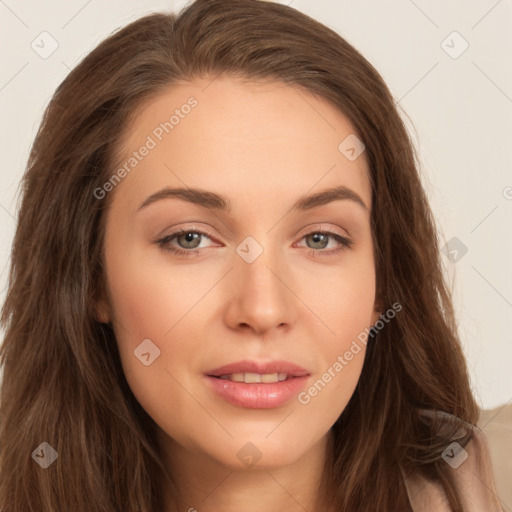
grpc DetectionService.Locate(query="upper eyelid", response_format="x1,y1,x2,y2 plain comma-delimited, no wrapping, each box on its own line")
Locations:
295,223,352,239
161,225,351,246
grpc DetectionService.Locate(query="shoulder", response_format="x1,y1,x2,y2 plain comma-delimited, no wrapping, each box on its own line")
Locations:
402,469,452,512
401,408,505,512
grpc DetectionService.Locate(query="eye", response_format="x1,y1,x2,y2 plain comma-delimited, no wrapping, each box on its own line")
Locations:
296,230,353,256
154,227,218,258
153,226,354,258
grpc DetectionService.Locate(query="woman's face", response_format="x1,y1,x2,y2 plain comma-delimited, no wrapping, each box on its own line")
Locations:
98,76,380,471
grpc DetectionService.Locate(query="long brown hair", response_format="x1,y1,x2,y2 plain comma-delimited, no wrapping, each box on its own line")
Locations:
0,1,478,510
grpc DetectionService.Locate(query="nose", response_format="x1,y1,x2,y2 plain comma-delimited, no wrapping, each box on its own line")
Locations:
224,243,297,336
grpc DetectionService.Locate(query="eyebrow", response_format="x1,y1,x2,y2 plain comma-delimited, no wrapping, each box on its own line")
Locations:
137,185,369,214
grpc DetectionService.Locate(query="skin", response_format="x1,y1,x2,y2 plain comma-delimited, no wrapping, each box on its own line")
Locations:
97,76,381,511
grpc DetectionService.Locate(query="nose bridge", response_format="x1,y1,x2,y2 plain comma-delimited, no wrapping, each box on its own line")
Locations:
227,233,295,333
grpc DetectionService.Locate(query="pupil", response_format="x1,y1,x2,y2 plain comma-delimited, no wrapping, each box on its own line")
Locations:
181,232,200,248
310,233,328,249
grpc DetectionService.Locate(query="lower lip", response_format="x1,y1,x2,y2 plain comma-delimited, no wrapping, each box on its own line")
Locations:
205,375,310,409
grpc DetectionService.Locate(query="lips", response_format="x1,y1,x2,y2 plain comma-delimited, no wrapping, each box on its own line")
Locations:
204,359,311,409
206,360,310,379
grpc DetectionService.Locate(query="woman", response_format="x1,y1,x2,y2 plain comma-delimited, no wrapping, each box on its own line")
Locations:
0,0,503,510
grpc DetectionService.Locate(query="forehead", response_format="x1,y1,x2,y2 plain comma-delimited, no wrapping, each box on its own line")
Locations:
110,76,371,213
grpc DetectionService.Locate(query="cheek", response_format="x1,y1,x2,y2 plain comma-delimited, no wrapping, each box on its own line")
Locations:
296,255,375,411
298,351,365,431
102,244,212,426
104,240,212,341
301,250,377,343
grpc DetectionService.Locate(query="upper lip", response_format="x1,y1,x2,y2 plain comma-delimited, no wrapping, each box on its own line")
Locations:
206,359,310,378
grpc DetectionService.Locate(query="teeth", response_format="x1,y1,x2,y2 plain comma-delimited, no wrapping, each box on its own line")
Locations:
244,372,261,383
218,372,290,383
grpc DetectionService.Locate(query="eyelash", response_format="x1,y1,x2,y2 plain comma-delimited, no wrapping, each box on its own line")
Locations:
154,226,353,259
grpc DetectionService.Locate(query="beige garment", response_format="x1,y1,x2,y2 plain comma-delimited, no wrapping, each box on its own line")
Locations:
401,409,504,512
478,403,512,512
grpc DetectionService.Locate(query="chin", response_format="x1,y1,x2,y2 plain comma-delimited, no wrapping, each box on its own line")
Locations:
206,433,320,471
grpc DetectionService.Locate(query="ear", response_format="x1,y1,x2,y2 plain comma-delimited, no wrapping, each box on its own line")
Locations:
370,298,384,326
92,284,111,324
94,298,111,324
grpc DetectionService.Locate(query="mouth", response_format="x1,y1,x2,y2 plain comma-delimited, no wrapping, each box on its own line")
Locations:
205,359,309,379
204,360,310,409
215,372,293,383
